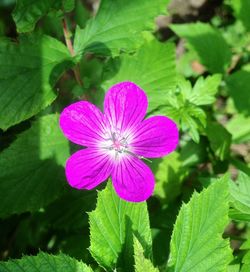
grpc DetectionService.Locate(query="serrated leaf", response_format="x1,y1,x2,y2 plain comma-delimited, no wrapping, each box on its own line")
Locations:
102,40,176,112
186,74,221,106
89,181,152,271
171,22,231,73
226,69,250,116
168,176,232,272
0,34,73,130
12,0,75,33
0,114,70,218
0,252,93,272
133,236,159,272
206,121,232,160
229,171,250,222
74,0,168,57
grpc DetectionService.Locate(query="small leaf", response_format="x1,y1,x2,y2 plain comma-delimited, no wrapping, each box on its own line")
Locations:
0,114,70,218
206,121,232,160
74,0,168,57
0,251,93,272
0,34,73,130
89,181,152,271
229,171,250,222
12,0,75,33
229,0,250,31
133,236,159,272
168,176,232,271
102,40,176,113
171,22,231,73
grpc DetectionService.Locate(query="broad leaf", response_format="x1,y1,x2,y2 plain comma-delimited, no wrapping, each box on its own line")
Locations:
229,171,250,222
102,40,176,112
89,181,152,270
168,176,232,271
0,34,73,130
206,121,232,160
134,236,159,272
74,0,168,57
0,252,93,272
12,0,75,32
0,114,70,218
226,68,250,116
171,22,231,73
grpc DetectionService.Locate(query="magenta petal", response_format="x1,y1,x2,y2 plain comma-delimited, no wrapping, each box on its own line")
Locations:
66,148,113,190
111,156,155,202
104,81,148,134
59,101,106,147
131,116,179,158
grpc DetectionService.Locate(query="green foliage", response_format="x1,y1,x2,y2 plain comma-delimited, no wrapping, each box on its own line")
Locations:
74,0,168,57
206,121,232,161
0,252,93,272
12,0,75,33
226,68,250,116
89,181,152,271
102,39,176,112
229,172,250,222
0,114,70,217
229,0,250,31
133,237,159,272
0,34,73,130
168,176,232,271
171,22,232,73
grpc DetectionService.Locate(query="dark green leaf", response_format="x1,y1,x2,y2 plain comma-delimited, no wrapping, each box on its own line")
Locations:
0,34,73,130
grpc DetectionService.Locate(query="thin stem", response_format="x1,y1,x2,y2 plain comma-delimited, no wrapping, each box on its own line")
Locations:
62,17,84,87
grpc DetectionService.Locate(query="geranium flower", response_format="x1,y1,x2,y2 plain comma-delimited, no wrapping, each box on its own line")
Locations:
59,82,179,202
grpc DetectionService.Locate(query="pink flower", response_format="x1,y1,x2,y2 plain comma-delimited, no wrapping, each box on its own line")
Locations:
59,82,179,202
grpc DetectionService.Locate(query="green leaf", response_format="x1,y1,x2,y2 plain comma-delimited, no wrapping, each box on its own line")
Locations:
229,171,250,222
89,181,152,271
133,236,159,272
226,114,250,144
171,22,231,73
0,252,93,272
12,0,75,33
229,0,250,31
206,121,232,160
184,74,221,106
74,0,168,57
168,176,232,271
0,114,70,218
0,34,73,130
226,69,250,116
102,40,176,113
151,152,188,202
240,239,250,272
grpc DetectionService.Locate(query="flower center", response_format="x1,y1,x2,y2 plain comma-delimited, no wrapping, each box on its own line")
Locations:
110,132,128,153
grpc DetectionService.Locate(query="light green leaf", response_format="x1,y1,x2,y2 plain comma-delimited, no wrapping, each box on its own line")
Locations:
89,181,152,271
206,121,232,160
0,252,93,272
229,171,250,222
226,69,250,116
151,152,188,202
0,114,70,218
226,114,250,144
0,34,73,130
102,40,176,113
171,22,231,73
168,176,232,271
74,0,168,57
12,0,75,33
240,239,250,272
134,236,159,272
185,74,221,106
229,0,250,31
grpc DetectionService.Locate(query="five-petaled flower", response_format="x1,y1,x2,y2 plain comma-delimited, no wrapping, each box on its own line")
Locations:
59,82,179,202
